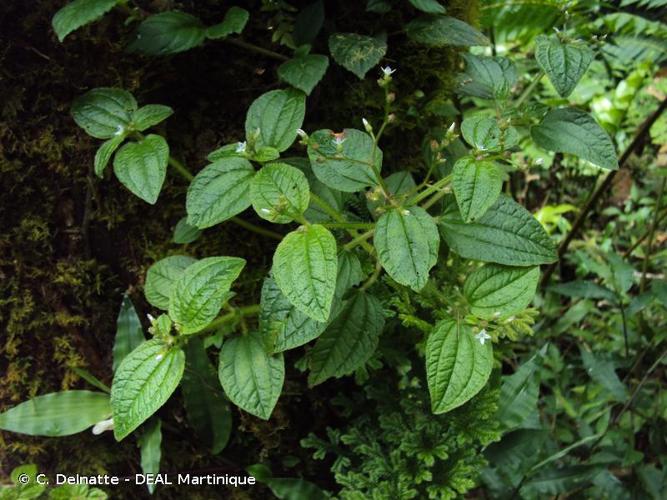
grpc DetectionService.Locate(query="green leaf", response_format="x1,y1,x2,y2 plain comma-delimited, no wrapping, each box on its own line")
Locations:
308,128,382,192
461,115,519,151
535,35,593,98
531,108,618,170
308,291,385,386
273,224,338,322
259,276,327,353
548,280,617,302
247,464,327,500
406,16,489,47
205,6,249,39
145,255,197,310
245,89,306,153
293,0,325,46
408,0,446,14
464,264,540,319
218,331,284,420
440,195,557,266
112,293,146,371
111,339,185,441
452,157,503,223
186,158,255,229
172,216,202,244
131,104,174,132
580,347,628,402
374,206,439,291
0,391,111,437
182,339,232,454
457,54,517,100
426,318,493,414
497,347,546,431
113,134,169,204
52,0,118,42
71,88,137,139
328,33,387,79
278,54,329,95
94,136,124,177
168,256,246,334
335,250,364,300
250,162,310,224
128,11,206,56
137,418,162,494
250,146,281,163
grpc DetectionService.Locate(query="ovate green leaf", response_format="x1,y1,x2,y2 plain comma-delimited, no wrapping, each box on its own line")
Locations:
374,206,439,291
137,418,162,494
452,157,503,222
205,6,249,39
113,293,146,371
111,339,185,440
408,0,446,14
250,162,310,224
308,291,385,386
260,276,327,353
186,158,255,229
272,224,338,322
128,11,206,56
457,54,517,100
278,54,329,95
0,391,111,437
168,256,246,334
218,332,284,420
461,115,519,151
245,89,306,153
535,35,593,97
131,104,174,131
531,108,618,170
328,33,387,79
52,0,118,42
440,195,557,266
145,255,197,310
172,216,202,244
71,87,137,139
308,128,382,192
182,339,232,454
426,318,493,414
94,135,124,177
113,134,169,204
464,264,540,319
406,16,489,47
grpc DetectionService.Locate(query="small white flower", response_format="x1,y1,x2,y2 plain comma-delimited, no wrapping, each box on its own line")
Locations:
402,209,411,216
114,125,125,137
155,353,164,362
333,135,346,146
381,66,396,77
260,208,271,214
146,313,155,323
235,141,247,153
92,418,114,435
475,329,491,345
447,122,456,134
296,128,307,139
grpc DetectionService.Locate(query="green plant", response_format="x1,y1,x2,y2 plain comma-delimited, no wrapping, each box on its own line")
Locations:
3,0,665,497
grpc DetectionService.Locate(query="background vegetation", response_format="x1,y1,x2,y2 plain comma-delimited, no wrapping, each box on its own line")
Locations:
1,0,666,498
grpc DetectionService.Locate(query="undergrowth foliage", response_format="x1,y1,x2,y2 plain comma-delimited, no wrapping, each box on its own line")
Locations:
2,0,666,498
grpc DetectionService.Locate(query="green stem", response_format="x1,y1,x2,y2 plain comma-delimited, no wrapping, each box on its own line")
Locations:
361,261,382,291
408,175,452,206
514,70,544,109
168,155,283,241
197,304,261,334
343,229,375,251
321,222,375,230
640,176,666,292
223,38,289,62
